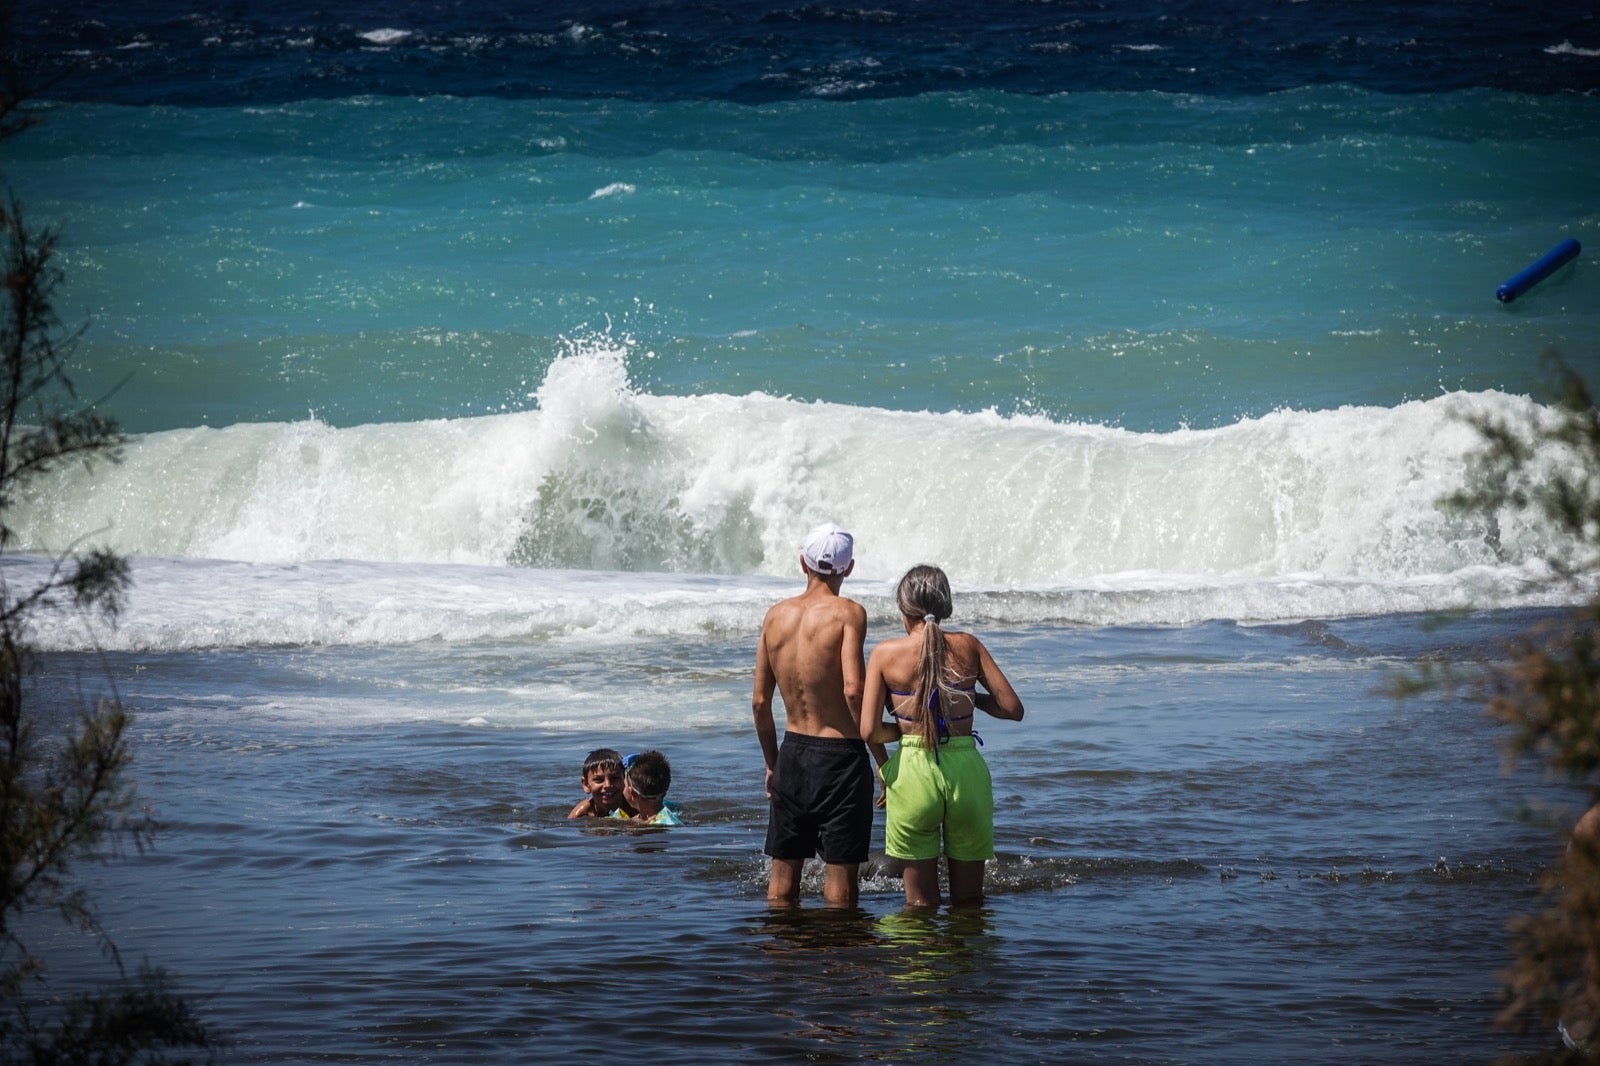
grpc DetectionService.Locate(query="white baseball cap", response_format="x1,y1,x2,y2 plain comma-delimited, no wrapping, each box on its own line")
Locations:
801,522,854,575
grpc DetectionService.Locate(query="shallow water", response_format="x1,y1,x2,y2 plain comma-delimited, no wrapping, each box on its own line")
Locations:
23,609,1579,1063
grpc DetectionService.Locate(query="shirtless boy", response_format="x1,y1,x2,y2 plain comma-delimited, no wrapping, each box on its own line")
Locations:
752,522,885,908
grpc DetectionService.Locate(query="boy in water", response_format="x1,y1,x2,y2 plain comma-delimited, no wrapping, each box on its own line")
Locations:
614,750,683,826
752,522,886,908
567,748,636,819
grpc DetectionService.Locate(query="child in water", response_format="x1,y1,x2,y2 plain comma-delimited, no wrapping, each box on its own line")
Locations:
613,750,683,826
567,748,637,819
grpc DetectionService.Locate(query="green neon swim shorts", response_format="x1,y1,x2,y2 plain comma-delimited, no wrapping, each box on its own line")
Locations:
881,734,994,862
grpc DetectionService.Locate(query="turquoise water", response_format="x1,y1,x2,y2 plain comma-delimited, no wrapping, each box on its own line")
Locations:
12,88,1598,437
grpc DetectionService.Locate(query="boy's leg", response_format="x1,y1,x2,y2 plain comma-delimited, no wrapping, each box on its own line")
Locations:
821,862,860,909
768,857,804,906
820,743,873,909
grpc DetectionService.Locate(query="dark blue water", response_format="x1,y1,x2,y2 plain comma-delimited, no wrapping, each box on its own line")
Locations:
18,0,1600,105
19,612,1586,1063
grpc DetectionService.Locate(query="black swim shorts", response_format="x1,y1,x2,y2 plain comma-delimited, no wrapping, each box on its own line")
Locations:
764,732,873,865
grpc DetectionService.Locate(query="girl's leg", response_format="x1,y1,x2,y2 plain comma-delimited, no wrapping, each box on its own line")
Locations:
901,858,942,908
947,858,986,907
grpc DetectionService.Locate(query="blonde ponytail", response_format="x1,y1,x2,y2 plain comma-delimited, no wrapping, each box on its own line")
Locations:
895,565,956,749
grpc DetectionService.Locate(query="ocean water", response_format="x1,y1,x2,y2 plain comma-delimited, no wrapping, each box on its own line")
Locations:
8,2,1600,1062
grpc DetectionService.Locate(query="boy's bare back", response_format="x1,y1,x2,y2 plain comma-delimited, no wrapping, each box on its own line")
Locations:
755,586,866,738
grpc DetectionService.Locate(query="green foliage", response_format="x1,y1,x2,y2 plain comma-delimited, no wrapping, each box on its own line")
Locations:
1,965,212,1066
1449,363,1600,579
1449,357,1600,1060
1499,831,1600,1064
1484,606,1600,784
0,9,216,1062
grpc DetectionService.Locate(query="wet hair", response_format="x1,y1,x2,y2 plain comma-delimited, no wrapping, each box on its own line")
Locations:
581,748,624,779
895,564,961,750
624,750,671,801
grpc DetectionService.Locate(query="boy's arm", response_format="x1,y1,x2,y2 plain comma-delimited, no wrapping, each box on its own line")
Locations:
566,798,593,819
840,600,867,722
752,622,781,798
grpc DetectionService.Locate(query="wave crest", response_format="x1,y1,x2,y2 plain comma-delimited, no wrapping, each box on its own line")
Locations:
7,342,1577,588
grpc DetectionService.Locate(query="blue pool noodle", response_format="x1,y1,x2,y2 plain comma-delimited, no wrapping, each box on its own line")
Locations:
1496,238,1581,303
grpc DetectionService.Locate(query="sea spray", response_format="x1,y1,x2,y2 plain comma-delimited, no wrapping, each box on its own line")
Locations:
6,344,1580,591
510,336,768,573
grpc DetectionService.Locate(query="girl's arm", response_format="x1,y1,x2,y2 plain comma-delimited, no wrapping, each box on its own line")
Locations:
860,649,902,745
973,638,1024,721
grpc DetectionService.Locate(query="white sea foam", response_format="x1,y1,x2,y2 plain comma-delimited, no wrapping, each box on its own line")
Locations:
6,345,1592,650
1546,40,1600,58
358,28,412,46
6,552,1585,654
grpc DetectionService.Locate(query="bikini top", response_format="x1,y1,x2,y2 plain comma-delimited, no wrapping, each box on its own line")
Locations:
887,682,983,754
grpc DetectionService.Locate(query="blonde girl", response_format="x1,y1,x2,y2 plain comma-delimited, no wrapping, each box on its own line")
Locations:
861,564,1024,907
